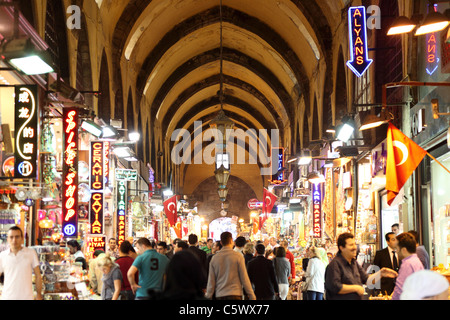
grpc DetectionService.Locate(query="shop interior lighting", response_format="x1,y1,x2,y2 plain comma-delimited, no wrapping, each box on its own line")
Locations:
359,110,394,131
81,120,102,137
298,150,312,165
1,38,54,75
326,126,336,134
112,147,133,158
307,172,326,184
387,16,417,35
124,156,138,162
101,125,120,139
336,116,356,142
128,132,141,143
415,11,450,36
163,189,174,197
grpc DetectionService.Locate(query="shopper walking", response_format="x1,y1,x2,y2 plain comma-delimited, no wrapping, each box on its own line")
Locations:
325,233,397,300
0,226,43,300
153,250,208,300
206,240,222,279
115,240,138,300
243,242,255,267
400,270,449,300
391,232,424,300
303,246,326,300
201,239,213,255
272,246,291,300
234,236,247,254
188,234,207,268
206,232,256,300
247,244,279,300
372,232,400,295
281,240,296,282
97,255,122,300
88,249,106,295
127,238,170,300
408,230,430,270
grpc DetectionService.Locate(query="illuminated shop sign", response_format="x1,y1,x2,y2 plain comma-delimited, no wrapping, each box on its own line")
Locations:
86,236,106,259
14,85,38,179
62,108,78,237
89,192,104,235
426,32,439,75
312,183,322,238
269,147,286,185
104,141,110,186
90,141,104,191
116,180,127,246
115,168,138,181
347,6,373,77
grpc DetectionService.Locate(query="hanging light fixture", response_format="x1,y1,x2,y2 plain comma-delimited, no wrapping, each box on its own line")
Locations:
210,0,234,203
415,10,449,36
359,109,394,131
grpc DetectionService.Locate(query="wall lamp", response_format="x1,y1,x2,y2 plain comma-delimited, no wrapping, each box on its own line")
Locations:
0,38,54,75
336,116,356,142
387,7,450,36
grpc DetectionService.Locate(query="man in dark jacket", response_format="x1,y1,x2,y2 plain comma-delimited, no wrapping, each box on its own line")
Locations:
188,234,207,289
246,244,279,300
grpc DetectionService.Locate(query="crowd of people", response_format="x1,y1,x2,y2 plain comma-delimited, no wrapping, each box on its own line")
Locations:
0,225,448,300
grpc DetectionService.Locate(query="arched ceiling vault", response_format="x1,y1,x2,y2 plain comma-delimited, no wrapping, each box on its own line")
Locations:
105,0,339,187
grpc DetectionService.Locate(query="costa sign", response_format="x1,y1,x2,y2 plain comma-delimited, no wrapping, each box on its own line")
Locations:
312,183,322,238
14,85,38,179
247,198,263,210
347,6,373,77
62,108,78,237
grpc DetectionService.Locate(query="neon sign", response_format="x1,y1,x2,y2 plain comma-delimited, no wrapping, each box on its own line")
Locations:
426,32,439,75
89,192,104,235
104,141,110,186
90,141,104,191
14,85,38,179
116,180,127,246
347,6,373,77
312,183,322,238
269,147,286,185
62,108,78,237
85,236,106,259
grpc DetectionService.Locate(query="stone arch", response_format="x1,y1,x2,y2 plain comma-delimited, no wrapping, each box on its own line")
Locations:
75,12,94,108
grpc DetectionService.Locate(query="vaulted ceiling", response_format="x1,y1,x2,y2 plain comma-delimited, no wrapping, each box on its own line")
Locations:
94,0,346,197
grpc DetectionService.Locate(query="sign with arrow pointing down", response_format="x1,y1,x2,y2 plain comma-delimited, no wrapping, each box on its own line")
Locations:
347,6,373,77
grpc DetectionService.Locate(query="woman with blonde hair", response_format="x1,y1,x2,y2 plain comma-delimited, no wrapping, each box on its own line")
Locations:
303,246,326,300
97,254,123,300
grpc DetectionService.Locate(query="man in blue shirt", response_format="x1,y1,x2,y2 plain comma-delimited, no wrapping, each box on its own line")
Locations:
127,238,169,300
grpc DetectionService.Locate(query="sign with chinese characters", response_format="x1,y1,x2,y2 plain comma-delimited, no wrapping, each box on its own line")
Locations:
90,141,104,191
312,183,322,238
62,108,78,237
14,85,38,179
115,168,138,181
85,236,106,259
269,147,286,185
116,180,127,246
347,6,373,77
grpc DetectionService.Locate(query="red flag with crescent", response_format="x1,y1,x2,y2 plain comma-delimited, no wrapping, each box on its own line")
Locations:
173,219,182,238
260,188,277,229
163,195,179,226
386,123,426,206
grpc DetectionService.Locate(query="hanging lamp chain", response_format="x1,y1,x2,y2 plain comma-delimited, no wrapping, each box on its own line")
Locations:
219,0,224,110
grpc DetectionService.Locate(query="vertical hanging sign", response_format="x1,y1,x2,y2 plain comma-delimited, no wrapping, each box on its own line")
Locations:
116,180,127,246
62,108,79,237
14,85,38,179
89,141,104,235
269,147,286,185
312,183,322,238
104,141,110,186
347,6,373,77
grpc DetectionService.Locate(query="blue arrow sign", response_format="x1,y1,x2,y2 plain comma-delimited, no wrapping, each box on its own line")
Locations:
347,6,373,77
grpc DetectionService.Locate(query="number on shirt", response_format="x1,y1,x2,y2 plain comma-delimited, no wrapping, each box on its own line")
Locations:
150,258,159,270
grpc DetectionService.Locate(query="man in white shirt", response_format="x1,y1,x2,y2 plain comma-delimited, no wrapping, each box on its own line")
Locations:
0,226,42,300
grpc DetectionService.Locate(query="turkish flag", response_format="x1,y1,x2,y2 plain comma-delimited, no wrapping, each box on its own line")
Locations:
163,195,179,226
386,123,426,206
173,219,182,238
260,188,277,228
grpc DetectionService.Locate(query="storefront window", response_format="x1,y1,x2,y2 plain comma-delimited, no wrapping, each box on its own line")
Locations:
431,153,450,267
380,193,400,249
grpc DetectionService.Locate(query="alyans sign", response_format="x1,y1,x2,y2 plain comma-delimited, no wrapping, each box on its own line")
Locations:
347,6,373,77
